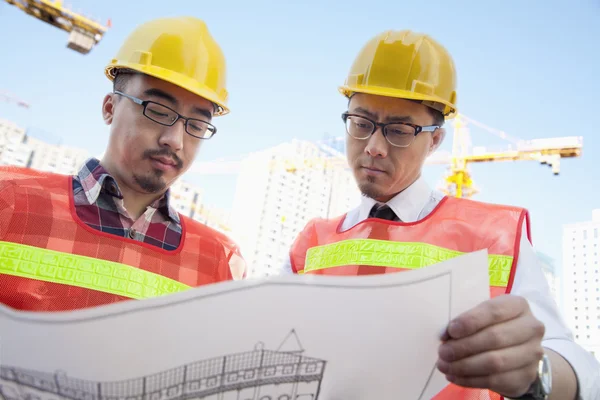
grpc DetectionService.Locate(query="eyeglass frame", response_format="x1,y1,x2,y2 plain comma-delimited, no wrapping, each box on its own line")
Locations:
341,111,440,148
113,90,218,140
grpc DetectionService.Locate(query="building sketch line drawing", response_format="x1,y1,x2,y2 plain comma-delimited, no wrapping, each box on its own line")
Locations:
0,330,327,400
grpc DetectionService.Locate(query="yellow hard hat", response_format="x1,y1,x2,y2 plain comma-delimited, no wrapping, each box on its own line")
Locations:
105,17,229,116
339,30,458,119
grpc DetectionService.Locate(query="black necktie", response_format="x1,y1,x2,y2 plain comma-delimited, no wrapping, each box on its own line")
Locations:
369,204,400,221
359,204,398,275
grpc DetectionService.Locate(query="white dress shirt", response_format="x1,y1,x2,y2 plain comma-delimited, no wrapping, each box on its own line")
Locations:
279,176,600,399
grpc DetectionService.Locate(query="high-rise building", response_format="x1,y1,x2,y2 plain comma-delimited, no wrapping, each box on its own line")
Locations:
170,179,204,218
562,209,600,362
0,118,30,167
192,205,233,236
26,136,89,175
230,139,360,278
169,178,232,235
0,119,88,174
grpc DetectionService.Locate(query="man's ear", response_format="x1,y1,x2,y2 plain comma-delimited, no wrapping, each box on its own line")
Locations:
429,128,446,155
102,93,116,125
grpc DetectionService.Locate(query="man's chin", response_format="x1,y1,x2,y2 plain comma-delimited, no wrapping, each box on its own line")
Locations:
133,174,167,194
358,181,386,200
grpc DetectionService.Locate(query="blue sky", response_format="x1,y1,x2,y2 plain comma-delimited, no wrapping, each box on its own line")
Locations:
1,0,598,274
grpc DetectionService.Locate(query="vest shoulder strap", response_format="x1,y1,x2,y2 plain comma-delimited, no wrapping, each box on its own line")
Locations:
289,215,344,274
176,216,247,280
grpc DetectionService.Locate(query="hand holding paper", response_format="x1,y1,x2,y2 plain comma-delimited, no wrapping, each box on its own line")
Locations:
437,294,546,398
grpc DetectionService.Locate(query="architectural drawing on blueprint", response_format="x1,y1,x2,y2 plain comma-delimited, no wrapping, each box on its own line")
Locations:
0,330,326,400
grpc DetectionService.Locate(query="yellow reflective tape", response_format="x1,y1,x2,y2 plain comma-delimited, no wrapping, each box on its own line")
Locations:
0,241,191,299
304,239,513,287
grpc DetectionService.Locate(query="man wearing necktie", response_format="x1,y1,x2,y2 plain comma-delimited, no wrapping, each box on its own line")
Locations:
279,31,599,400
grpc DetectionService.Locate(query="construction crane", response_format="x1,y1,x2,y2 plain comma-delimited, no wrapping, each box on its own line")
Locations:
432,114,582,198
0,91,30,109
3,0,110,54
189,114,583,199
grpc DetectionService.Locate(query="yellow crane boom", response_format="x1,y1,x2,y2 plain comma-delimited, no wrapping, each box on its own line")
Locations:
3,0,110,54
441,115,582,198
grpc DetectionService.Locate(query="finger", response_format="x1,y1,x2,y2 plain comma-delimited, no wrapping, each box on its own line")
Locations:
447,295,530,339
437,339,544,377
445,364,538,398
439,314,545,362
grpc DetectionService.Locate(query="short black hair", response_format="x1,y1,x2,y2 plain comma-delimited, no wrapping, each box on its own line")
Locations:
113,69,139,92
425,106,445,127
347,95,446,127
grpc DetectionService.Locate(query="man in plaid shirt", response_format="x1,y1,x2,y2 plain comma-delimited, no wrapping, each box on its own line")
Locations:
0,16,247,311
72,157,184,251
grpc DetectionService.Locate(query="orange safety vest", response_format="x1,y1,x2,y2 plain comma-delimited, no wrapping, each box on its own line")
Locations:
0,166,246,312
290,195,531,400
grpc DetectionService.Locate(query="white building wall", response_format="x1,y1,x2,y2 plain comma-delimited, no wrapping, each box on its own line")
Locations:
170,179,204,218
0,118,30,167
26,136,89,175
231,139,359,278
562,209,600,362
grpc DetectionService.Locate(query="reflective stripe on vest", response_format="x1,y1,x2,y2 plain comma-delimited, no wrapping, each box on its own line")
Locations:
303,239,513,288
0,241,191,299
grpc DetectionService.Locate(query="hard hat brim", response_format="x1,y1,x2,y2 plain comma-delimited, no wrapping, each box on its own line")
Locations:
105,62,230,117
339,85,457,120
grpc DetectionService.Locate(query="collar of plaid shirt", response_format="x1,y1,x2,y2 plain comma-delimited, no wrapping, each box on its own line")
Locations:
72,158,182,250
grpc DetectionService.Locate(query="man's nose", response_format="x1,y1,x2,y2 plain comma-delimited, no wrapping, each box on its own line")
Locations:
364,128,388,158
158,119,185,151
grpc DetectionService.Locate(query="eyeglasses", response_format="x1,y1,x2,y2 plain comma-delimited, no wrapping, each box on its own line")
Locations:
114,91,217,140
342,112,440,148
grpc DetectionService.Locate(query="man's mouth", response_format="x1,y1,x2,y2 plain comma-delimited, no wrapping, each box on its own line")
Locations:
151,156,176,166
150,156,179,171
361,165,386,175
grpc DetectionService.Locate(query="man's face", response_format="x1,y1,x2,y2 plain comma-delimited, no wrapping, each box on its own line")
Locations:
101,74,214,195
346,93,445,202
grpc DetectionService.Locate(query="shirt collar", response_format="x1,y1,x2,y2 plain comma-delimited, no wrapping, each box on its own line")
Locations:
76,158,121,205
160,189,181,224
357,175,433,223
75,157,180,224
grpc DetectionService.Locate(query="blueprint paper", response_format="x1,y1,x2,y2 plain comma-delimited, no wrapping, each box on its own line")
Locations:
0,249,491,400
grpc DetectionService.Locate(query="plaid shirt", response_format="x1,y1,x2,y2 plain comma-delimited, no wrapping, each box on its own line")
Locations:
72,158,182,250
